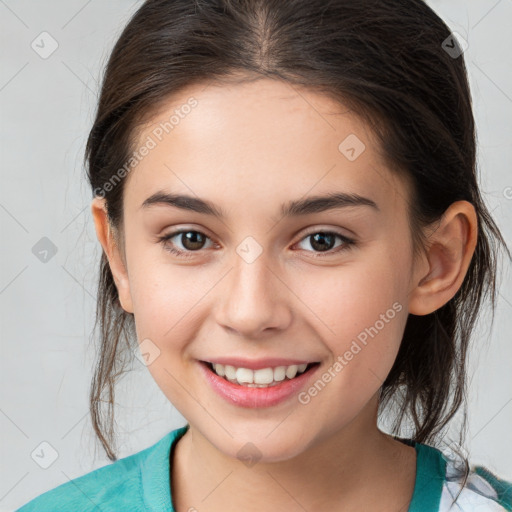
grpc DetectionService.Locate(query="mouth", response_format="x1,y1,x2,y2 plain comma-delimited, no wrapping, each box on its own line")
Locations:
198,359,322,408
200,360,321,388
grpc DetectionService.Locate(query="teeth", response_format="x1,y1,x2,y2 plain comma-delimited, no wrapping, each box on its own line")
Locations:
211,362,310,386
214,363,226,377
286,365,298,379
236,367,256,384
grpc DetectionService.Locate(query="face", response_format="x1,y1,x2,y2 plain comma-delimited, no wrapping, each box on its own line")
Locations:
97,78,422,462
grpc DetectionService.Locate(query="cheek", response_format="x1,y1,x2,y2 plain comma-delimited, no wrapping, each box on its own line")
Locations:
294,253,407,337
124,242,184,340
290,251,409,389
130,271,197,340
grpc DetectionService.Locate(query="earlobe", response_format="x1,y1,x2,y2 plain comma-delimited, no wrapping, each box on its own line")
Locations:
408,201,478,316
90,197,134,314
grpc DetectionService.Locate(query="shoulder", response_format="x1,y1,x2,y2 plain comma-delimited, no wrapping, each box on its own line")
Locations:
408,439,511,512
439,457,512,511
15,449,149,512
15,429,181,512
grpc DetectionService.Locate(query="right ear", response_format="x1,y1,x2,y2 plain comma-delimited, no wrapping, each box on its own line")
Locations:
90,197,134,314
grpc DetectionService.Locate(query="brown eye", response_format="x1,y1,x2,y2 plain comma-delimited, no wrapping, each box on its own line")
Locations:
296,231,355,257
308,233,336,252
176,231,207,251
158,229,214,258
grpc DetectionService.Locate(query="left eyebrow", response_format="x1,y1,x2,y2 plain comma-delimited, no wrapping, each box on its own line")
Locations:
139,190,379,218
281,192,379,216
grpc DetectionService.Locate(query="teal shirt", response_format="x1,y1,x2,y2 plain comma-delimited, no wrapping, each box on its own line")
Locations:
16,424,512,511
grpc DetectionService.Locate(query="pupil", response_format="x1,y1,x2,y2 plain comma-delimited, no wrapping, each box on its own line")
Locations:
311,233,334,251
182,231,204,250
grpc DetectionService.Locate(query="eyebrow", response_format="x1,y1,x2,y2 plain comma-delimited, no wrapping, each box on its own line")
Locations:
140,190,379,218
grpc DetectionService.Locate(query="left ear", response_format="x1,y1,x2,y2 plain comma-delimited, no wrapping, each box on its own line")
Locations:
408,200,478,316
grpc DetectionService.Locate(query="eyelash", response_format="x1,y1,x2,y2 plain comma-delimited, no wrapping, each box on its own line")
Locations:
157,228,356,259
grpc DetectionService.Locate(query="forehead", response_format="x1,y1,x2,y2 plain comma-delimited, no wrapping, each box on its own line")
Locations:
125,78,407,217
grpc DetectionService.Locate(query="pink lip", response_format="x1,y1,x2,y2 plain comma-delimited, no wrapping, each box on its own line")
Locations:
198,360,321,408
203,357,317,370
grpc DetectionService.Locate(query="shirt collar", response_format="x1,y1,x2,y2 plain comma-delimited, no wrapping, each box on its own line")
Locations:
147,426,446,512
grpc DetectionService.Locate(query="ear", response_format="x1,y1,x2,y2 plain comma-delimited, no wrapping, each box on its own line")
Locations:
408,200,478,315
91,197,134,314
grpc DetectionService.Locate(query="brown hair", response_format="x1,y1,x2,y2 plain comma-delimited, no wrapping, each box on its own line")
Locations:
84,0,509,501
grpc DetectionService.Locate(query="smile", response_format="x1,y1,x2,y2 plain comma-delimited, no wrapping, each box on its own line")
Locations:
206,361,315,387
198,360,321,408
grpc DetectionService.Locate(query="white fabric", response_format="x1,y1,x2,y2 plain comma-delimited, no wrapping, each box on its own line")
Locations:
438,457,507,511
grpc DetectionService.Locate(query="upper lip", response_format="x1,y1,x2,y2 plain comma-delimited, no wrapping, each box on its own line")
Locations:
201,357,319,370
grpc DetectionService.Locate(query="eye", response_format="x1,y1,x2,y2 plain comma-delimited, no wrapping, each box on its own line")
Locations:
158,228,356,259
294,230,356,258
158,229,215,258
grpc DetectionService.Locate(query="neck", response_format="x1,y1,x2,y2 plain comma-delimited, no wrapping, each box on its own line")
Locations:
171,395,417,511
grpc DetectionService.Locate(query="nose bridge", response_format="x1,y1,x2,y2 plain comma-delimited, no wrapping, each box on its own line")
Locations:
215,236,291,335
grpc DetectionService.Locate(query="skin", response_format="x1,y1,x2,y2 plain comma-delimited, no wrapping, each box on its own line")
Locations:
91,78,478,511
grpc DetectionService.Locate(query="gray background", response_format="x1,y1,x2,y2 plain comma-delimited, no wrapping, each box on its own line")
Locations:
1,1,511,510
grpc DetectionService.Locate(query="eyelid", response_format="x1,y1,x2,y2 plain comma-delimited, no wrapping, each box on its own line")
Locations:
293,228,356,257
160,228,217,249
297,225,354,241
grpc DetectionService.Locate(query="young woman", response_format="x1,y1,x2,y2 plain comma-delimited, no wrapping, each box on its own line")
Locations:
17,0,512,510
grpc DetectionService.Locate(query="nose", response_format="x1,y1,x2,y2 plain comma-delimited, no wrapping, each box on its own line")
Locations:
214,249,293,338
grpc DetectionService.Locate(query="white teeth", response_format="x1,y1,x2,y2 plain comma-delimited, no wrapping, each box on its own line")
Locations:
273,366,286,382
213,363,225,377
209,362,311,386
254,367,274,384
285,365,298,379
224,365,237,380
236,367,254,384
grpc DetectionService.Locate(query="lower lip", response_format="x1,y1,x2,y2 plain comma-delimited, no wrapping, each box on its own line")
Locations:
198,361,320,408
